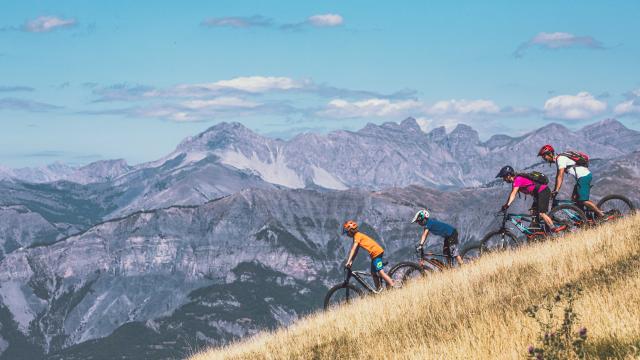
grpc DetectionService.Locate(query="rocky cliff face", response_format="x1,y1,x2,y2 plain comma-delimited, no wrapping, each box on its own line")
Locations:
4,119,638,190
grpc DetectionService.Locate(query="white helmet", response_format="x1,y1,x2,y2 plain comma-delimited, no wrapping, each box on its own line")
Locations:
411,209,430,224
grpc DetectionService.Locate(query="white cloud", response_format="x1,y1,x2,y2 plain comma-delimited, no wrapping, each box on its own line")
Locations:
514,32,603,58
543,92,607,120
614,89,640,116
426,99,500,116
321,98,423,118
181,97,259,110
319,98,508,120
201,16,272,28
23,16,76,33
307,14,343,27
211,76,303,92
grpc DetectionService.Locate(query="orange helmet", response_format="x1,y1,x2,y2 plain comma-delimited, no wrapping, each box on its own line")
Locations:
342,220,358,236
538,144,555,157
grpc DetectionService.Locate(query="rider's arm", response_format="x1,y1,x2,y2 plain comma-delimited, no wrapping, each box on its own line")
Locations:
554,168,565,193
345,241,359,267
505,187,519,207
419,228,429,246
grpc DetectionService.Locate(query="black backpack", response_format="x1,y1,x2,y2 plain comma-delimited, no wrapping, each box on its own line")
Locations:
517,171,549,185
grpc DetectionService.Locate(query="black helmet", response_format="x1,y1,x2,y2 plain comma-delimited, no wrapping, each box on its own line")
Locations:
496,165,515,178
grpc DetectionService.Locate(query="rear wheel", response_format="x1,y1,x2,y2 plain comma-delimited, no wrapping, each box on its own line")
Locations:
479,230,520,255
597,194,635,220
388,261,425,286
323,283,364,310
460,242,482,262
549,204,587,231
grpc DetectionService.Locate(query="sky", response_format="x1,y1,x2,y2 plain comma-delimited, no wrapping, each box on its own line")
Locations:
1,0,639,167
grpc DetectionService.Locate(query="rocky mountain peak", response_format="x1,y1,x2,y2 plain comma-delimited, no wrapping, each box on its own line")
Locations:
449,123,480,144
399,117,422,132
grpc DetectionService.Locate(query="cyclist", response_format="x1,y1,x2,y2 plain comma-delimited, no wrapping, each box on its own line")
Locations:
537,145,605,218
411,209,464,266
496,165,566,233
342,220,395,290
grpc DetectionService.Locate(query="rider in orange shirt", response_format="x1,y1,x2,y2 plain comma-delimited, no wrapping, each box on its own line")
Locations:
342,220,395,290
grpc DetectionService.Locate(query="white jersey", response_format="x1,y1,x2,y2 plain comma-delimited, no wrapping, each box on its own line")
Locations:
556,155,590,178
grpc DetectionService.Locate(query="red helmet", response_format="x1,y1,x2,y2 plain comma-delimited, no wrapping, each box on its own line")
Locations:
538,144,555,157
342,220,358,236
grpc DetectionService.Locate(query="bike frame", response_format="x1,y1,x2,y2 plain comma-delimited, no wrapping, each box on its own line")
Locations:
554,198,596,222
498,211,547,237
418,249,454,271
343,268,383,294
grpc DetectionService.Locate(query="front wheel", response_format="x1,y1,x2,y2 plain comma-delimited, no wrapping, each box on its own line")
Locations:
479,230,520,255
323,283,364,310
388,261,425,286
549,204,587,231
597,194,635,219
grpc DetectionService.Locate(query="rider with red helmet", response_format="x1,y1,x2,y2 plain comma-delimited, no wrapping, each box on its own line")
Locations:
538,144,605,218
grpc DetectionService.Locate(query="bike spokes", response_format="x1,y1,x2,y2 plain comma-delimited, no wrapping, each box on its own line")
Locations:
461,245,481,262
598,197,634,219
390,263,424,286
481,232,519,254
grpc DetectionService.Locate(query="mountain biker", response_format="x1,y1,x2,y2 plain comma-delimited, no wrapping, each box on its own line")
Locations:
411,209,464,266
537,145,605,218
496,165,566,233
342,220,395,290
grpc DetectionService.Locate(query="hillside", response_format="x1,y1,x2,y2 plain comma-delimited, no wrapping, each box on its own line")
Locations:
190,215,640,360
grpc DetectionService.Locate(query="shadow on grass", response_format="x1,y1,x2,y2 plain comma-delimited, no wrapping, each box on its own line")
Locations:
585,336,640,359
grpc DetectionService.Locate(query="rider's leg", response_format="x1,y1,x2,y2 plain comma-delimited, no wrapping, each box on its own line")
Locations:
576,174,604,217
446,231,464,265
377,269,395,288
370,258,382,290
539,212,556,229
371,256,394,289
582,200,604,218
536,188,557,230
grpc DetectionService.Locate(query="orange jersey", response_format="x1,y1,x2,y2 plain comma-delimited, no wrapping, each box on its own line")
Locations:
353,232,384,258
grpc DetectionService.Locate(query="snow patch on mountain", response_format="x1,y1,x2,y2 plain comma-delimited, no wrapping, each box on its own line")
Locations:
219,149,304,188
0,281,34,332
311,165,348,190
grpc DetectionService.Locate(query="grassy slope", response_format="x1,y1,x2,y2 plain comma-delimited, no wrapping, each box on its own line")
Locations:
190,215,640,360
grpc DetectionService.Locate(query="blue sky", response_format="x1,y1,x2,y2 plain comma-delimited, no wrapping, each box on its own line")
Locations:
1,0,639,167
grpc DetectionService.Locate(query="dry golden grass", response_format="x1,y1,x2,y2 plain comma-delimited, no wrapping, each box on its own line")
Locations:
190,215,640,360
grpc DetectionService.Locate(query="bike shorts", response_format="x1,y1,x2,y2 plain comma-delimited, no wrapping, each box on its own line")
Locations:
443,230,460,258
371,254,384,273
573,174,592,202
532,187,551,214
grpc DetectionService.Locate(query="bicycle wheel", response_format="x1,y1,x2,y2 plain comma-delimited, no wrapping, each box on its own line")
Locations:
460,242,482,262
479,230,520,255
323,283,364,310
388,261,425,286
597,194,635,219
549,204,587,231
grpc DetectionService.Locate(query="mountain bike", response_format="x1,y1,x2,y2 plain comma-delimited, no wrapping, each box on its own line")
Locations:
388,244,482,286
479,204,586,253
323,264,392,310
553,194,635,226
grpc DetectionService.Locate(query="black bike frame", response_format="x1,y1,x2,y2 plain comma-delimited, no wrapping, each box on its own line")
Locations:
343,268,383,294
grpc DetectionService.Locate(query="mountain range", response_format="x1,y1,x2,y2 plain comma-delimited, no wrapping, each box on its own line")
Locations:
0,118,638,359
